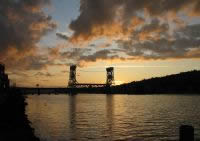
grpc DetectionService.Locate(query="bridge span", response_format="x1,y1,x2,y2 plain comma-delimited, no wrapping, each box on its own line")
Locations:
68,65,114,88
16,65,116,94
74,83,106,88
17,86,112,95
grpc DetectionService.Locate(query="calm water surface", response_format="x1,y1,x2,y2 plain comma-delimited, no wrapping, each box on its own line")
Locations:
26,94,200,141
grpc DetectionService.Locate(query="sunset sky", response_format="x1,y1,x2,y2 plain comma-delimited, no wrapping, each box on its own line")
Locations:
1,0,200,87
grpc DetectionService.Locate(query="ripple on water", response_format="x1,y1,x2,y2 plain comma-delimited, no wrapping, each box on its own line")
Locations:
26,94,200,141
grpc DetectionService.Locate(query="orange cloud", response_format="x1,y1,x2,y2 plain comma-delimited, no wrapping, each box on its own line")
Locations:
69,17,144,45
0,0,56,71
69,0,200,45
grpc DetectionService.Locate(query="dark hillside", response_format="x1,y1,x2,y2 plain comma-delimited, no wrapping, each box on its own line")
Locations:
113,70,200,94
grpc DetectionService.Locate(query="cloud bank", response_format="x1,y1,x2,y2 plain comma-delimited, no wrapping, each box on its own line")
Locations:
69,0,200,42
66,0,200,63
0,0,56,70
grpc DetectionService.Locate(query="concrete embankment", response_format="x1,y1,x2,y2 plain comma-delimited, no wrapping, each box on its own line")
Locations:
0,89,39,141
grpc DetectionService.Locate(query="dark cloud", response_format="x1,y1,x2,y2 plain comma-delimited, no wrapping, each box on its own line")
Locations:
79,50,112,62
69,22,200,63
60,19,200,64
89,44,96,47
69,0,200,42
61,48,125,66
69,0,145,42
89,43,111,48
2,51,50,71
117,23,200,60
61,48,92,60
135,19,169,40
0,0,56,69
56,32,69,40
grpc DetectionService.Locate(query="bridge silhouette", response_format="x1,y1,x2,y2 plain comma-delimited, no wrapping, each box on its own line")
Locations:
68,65,114,88
17,65,115,94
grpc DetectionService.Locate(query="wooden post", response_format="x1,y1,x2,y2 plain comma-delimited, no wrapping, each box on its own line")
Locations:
36,84,40,95
179,125,194,141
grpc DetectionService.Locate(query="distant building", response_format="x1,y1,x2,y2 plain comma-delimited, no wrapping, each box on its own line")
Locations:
0,63,10,90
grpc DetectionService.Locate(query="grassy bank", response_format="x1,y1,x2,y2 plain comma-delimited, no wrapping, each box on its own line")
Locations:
0,89,39,141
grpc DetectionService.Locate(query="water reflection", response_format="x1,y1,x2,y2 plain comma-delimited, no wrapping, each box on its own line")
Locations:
26,94,200,141
68,95,77,140
106,95,114,140
67,95,116,140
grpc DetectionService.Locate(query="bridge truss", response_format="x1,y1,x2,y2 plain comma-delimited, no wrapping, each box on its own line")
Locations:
67,65,114,88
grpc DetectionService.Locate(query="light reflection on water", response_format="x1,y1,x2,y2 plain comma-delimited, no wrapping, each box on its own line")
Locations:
26,94,200,141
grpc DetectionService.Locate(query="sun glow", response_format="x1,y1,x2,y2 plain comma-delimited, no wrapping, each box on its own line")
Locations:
114,80,124,85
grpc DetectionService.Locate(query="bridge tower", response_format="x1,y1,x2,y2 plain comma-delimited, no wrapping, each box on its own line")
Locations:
68,65,77,87
106,67,114,86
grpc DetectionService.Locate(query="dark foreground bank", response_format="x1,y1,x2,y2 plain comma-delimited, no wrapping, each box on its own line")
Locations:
0,89,39,141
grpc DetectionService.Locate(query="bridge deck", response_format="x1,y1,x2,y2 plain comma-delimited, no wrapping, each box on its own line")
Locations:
74,83,107,88
16,86,109,94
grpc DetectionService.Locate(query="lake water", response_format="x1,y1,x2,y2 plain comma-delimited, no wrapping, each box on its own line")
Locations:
26,94,200,141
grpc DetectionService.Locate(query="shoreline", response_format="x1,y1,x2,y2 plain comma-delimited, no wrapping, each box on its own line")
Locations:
18,87,200,95
0,89,40,141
